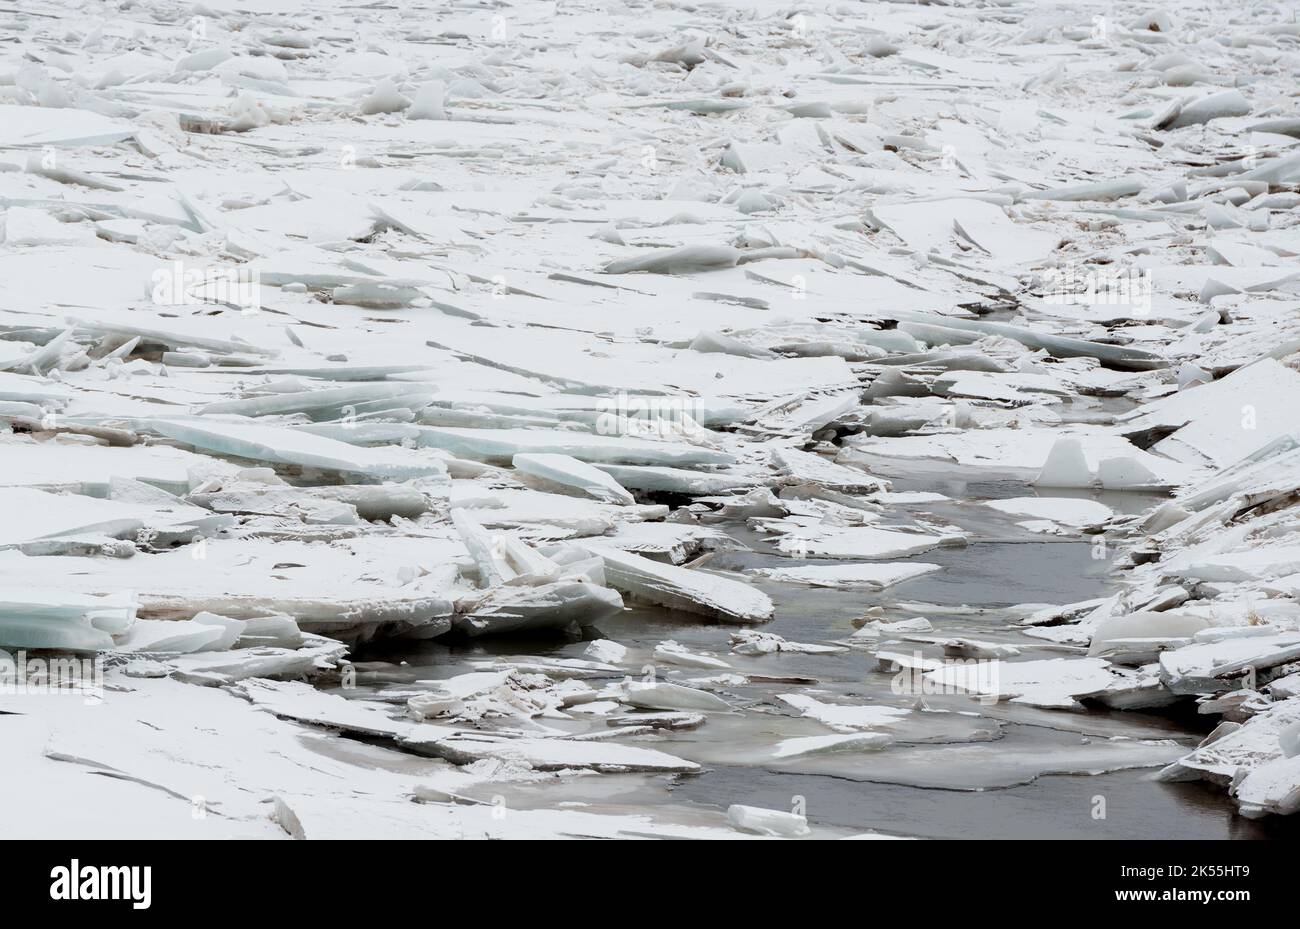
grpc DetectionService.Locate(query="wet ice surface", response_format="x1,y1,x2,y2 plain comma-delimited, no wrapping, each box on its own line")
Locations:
6,0,1300,837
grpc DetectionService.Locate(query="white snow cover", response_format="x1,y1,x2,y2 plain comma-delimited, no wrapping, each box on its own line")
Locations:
3,0,1300,840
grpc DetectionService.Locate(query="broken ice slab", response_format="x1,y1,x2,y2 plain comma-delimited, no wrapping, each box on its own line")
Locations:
306,484,432,521
776,694,912,733
0,487,216,547
0,538,460,642
584,640,627,665
449,485,663,537
751,393,858,436
421,392,747,432
852,617,936,642
452,509,513,588
983,496,1113,529
770,733,893,759
1169,547,1300,584
0,588,136,651
603,244,741,275
1087,611,1210,665
1158,698,1300,817
925,658,1118,709
596,522,745,565
730,631,845,656
116,614,242,654
726,804,810,837
146,419,447,481
402,731,700,773
655,641,731,669
1174,436,1300,514
606,712,704,731
582,544,774,624
871,198,1059,264
888,311,1165,370
188,478,362,526
756,562,941,590
66,317,279,359
0,371,74,404
198,383,430,418
163,635,349,686
405,669,551,722
143,592,455,644
591,463,757,495
1076,665,1182,711
1017,178,1144,203
0,104,136,148
1153,90,1251,130
236,679,418,740
1116,359,1300,469
453,579,624,638
775,525,960,560
933,638,1021,660
847,427,1189,486
512,453,635,505
619,680,732,713
1158,633,1300,696
416,426,734,467
1234,751,1300,818
770,446,888,493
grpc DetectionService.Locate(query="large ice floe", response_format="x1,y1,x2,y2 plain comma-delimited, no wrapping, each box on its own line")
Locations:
2,0,1300,840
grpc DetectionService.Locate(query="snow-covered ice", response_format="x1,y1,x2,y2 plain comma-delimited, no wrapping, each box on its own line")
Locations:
4,0,1300,841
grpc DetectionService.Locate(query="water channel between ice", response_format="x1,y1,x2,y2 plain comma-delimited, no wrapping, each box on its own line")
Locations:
351,475,1300,840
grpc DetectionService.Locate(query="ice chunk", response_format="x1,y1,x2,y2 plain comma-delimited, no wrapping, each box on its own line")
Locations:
1119,360,1300,468
406,670,555,722
405,732,699,773
604,245,740,275
925,658,1117,708
1155,90,1251,130
770,446,887,492
1159,699,1300,816
359,78,410,115
985,496,1112,527
654,640,730,669
583,545,774,623
0,487,214,547
889,311,1164,370
164,635,347,684
0,588,136,651
513,453,635,505
418,427,732,467
0,104,134,147
198,383,425,418
149,419,447,481
771,733,892,759
775,526,957,560
1158,634,1300,695
1087,611,1210,664
454,579,624,638
583,640,627,665
116,617,236,654
594,464,755,495
620,680,732,712
1235,753,1300,818
873,199,1058,264
726,805,809,837
1032,438,1094,488
777,695,911,733
756,562,941,590
730,631,845,655
406,81,446,120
